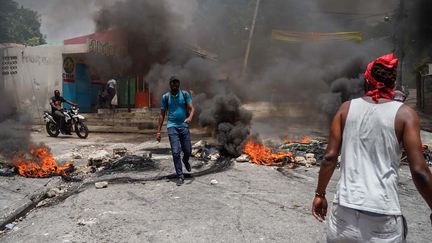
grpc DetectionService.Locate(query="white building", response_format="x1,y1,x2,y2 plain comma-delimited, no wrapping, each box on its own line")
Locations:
0,44,63,119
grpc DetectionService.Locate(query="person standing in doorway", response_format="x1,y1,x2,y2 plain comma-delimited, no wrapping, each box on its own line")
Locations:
156,76,195,186
106,78,117,108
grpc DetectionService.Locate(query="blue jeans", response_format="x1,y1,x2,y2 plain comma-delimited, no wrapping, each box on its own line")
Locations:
167,126,192,178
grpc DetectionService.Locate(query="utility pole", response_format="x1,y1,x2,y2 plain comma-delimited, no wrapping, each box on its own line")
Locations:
398,0,405,86
241,0,261,79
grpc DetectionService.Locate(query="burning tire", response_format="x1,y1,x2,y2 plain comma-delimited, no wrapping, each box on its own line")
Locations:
74,121,89,139
46,122,59,137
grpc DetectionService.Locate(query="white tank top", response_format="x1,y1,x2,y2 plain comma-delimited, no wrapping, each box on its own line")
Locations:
334,98,403,215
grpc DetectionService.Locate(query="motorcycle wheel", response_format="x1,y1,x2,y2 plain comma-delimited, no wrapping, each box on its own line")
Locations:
74,121,89,139
46,122,60,137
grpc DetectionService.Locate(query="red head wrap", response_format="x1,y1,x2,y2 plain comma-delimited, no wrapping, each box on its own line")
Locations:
364,53,398,101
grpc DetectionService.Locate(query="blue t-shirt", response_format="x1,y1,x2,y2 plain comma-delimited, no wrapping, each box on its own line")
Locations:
161,90,192,128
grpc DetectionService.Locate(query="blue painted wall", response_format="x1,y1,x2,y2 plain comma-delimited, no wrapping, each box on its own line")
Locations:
62,64,101,112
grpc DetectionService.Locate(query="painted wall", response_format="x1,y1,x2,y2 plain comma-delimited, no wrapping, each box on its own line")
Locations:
0,45,63,118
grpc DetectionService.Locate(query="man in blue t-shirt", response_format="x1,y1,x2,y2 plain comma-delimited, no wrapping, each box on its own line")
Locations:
157,76,195,186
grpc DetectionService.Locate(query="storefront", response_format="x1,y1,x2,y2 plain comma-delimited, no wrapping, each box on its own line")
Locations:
62,29,152,112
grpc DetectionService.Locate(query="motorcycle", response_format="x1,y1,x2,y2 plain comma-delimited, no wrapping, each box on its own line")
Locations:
43,106,89,139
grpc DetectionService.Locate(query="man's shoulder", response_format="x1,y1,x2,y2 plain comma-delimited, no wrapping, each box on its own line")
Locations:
396,104,418,122
181,90,191,99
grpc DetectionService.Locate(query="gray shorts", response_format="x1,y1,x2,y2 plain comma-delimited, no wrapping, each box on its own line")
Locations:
327,204,407,243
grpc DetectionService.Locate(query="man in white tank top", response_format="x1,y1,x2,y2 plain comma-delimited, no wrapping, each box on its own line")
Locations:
311,54,432,242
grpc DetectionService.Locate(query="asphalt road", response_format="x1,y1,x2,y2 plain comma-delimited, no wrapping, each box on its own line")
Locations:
0,130,431,242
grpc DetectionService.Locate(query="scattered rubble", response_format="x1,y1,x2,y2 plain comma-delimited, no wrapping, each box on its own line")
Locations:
294,156,306,165
95,181,108,189
5,223,15,230
280,139,326,161
0,163,15,176
401,144,432,166
236,154,250,163
72,152,82,159
46,187,66,198
101,155,157,173
190,140,222,162
88,150,111,167
36,199,50,208
192,140,207,149
209,152,221,161
77,218,98,226
113,147,128,157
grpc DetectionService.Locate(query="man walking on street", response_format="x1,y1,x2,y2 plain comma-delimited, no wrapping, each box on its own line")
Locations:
312,53,432,242
157,76,195,186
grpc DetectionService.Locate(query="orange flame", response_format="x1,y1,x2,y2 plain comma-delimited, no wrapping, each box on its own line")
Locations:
284,135,312,144
243,140,293,166
12,145,72,178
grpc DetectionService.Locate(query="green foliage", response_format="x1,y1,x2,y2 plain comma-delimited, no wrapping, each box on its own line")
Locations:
0,0,46,46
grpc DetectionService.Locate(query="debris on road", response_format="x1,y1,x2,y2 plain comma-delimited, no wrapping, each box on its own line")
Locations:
95,181,108,189
236,154,251,163
100,155,157,173
210,179,218,185
46,187,66,198
209,152,221,161
88,150,111,167
295,156,306,165
192,140,207,149
113,147,128,157
401,144,432,166
77,218,98,226
5,223,15,230
72,152,82,159
0,163,15,176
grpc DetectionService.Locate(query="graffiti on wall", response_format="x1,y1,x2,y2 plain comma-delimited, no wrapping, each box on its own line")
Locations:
88,39,127,57
1,56,18,75
22,55,50,65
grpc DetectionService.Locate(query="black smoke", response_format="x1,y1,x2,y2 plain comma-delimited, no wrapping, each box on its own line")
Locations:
196,93,252,156
94,0,253,156
0,82,32,161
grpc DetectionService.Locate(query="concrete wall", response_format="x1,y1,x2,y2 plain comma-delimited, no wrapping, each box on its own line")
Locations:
0,45,63,119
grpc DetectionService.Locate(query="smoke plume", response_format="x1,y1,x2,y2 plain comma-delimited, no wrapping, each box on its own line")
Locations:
89,0,403,153
0,83,32,161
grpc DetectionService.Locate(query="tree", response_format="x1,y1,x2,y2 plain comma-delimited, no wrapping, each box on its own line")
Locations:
0,0,46,46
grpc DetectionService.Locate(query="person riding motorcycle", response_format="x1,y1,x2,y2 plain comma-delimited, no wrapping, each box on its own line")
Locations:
49,90,77,135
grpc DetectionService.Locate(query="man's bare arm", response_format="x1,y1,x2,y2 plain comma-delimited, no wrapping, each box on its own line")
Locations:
312,101,347,222
185,103,195,123
315,102,347,194
65,99,77,107
402,106,432,209
156,110,166,142
49,100,61,110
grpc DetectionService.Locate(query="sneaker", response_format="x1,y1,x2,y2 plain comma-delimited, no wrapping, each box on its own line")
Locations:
176,177,184,186
184,161,191,172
